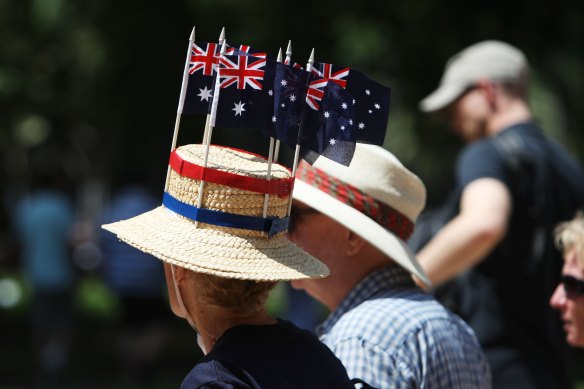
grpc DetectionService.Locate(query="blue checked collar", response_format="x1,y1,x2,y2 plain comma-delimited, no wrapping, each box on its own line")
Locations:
317,265,416,336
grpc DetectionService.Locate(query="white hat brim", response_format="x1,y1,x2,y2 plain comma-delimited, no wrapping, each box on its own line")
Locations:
103,206,330,281
293,180,431,285
419,82,468,113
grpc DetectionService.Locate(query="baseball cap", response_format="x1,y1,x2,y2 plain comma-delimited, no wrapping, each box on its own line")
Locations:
419,40,528,112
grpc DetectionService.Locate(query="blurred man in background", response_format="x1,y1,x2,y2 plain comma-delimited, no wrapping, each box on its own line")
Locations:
417,40,584,387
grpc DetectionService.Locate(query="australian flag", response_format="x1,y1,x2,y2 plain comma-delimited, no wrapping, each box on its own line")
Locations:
214,55,313,146
213,54,274,130
182,42,270,115
265,62,312,147
182,42,220,115
300,62,391,165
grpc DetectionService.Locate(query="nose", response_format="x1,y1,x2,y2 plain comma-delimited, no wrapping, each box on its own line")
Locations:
550,283,566,310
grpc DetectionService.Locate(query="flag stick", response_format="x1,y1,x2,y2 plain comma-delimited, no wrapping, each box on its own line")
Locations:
194,40,227,227
274,40,294,163
286,48,314,216
261,47,286,219
202,27,225,145
164,26,195,193
262,137,275,218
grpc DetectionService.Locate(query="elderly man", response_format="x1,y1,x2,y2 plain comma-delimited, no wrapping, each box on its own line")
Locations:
288,143,491,389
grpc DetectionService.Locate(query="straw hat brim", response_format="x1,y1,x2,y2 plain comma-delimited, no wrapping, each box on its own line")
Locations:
103,206,330,281
293,180,431,286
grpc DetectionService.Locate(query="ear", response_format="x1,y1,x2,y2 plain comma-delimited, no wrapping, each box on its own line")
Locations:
476,79,497,109
345,228,367,256
172,264,190,284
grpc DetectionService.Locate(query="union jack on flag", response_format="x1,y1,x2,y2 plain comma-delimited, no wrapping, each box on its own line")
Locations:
189,42,220,76
225,44,268,59
218,55,267,90
306,62,350,110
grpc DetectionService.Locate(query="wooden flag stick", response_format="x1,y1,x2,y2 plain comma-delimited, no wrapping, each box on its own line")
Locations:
287,48,314,216
202,27,225,146
261,47,287,219
262,137,275,218
194,40,227,227
164,26,196,193
274,40,294,163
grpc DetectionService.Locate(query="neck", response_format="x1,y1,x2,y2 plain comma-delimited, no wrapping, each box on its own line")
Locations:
487,97,532,136
196,306,276,352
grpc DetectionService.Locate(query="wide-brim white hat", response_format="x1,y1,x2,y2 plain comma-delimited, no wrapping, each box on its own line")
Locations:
103,144,329,281
293,143,431,285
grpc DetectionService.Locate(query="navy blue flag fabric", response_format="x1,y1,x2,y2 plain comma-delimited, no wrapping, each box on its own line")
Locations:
300,62,391,165
265,62,312,146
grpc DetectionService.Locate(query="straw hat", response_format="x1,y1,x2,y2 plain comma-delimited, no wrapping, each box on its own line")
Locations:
293,143,431,285
103,144,329,281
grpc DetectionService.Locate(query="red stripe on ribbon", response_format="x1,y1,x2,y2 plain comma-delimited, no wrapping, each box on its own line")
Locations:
169,150,293,197
297,161,414,240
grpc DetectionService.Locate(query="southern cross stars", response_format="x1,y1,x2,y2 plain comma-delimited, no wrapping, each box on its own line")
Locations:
232,101,246,116
198,86,212,102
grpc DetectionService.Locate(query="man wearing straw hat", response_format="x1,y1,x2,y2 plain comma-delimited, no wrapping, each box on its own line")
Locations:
288,143,491,388
103,144,356,388
417,40,584,387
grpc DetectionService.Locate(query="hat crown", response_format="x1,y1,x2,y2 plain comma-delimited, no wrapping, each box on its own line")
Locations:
311,143,426,223
442,40,527,87
169,144,290,224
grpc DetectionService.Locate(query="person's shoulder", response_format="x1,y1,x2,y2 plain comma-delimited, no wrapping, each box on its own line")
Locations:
181,359,255,389
329,289,447,341
458,136,501,164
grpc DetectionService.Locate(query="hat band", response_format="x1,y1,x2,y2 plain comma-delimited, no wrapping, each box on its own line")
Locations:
170,150,293,197
297,162,414,240
162,192,289,237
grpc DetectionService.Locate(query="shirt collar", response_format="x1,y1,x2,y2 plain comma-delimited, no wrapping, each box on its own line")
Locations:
317,265,416,336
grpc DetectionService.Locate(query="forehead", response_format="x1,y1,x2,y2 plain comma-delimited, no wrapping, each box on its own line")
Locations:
563,248,584,277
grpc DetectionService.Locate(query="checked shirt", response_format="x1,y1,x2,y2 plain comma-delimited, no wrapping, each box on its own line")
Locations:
317,266,492,389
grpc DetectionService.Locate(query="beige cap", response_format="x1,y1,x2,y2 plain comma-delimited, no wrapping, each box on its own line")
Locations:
419,40,528,112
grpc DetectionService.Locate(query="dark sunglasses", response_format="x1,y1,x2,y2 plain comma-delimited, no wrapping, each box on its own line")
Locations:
288,206,321,233
562,275,584,298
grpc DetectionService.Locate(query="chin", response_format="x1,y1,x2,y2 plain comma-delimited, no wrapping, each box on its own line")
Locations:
566,330,584,348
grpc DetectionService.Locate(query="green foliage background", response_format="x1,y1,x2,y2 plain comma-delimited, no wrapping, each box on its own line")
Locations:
1,0,583,207
1,0,584,386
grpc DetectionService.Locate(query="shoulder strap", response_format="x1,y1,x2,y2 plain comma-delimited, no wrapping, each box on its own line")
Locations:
491,130,548,272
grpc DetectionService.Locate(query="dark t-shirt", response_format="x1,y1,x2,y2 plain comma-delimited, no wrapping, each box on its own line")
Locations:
181,319,355,389
449,122,584,388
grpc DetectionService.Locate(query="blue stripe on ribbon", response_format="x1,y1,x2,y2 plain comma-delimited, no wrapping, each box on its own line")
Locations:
162,193,289,237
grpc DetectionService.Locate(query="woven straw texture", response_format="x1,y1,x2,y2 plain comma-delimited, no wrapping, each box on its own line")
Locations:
103,144,329,281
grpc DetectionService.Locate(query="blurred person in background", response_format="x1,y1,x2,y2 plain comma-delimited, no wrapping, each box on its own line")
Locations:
12,146,76,388
289,143,491,388
550,211,584,349
416,40,584,387
100,177,168,384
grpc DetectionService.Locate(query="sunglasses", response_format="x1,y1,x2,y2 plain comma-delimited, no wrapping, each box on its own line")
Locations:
288,206,321,233
562,275,584,298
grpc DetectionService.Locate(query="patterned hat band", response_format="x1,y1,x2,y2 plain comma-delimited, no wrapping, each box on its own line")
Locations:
297,161,414,240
